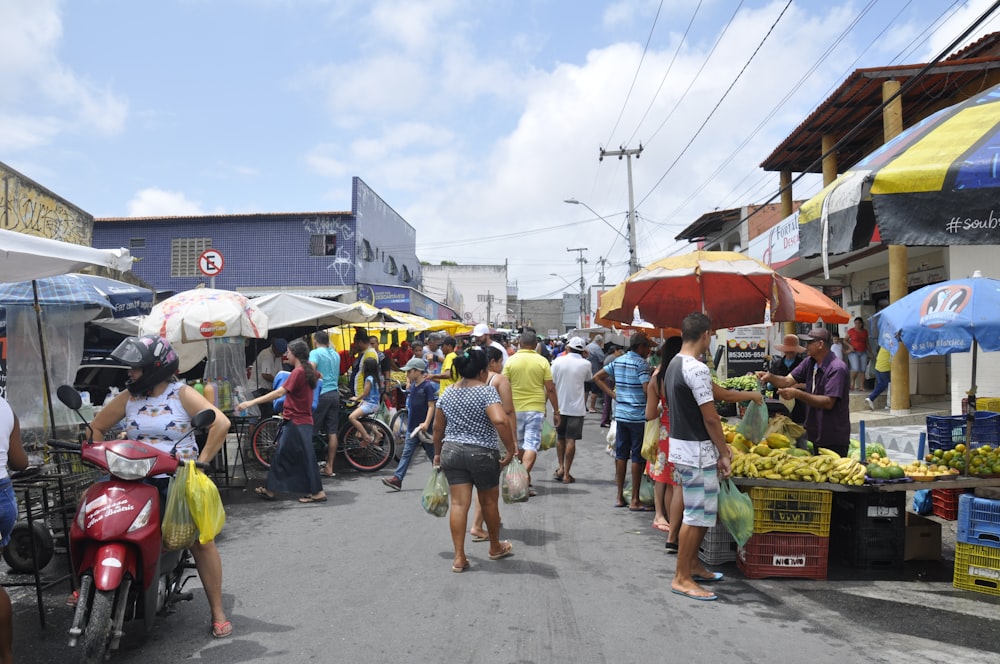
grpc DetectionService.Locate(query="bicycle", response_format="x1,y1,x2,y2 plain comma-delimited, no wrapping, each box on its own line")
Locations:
250,401,394,472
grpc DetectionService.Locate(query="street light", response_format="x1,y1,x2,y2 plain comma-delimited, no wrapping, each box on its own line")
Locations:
564,198,639,274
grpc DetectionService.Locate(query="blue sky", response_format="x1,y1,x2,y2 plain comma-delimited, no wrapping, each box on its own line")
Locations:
3,0,1000,298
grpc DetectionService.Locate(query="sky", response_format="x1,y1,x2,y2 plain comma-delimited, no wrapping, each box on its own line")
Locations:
3,0,1000,301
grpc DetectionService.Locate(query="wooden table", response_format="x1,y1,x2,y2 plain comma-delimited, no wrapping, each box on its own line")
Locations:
732,476,1000,493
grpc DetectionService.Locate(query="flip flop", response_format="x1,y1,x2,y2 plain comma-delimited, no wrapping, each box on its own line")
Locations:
652,522,670,533
628,505,653,512
553,471,563,480
451,561,470,573
320,471,336,477
255,487,275,500
489,541,514,560
671,588,717,602
470,533,490,542
664,541,679,554
614,502,628,508
692,572,724,583
562,475,576,484
298,495,328,504
212,620,233,638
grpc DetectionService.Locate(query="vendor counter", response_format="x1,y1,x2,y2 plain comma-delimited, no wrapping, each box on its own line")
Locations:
731,476,1000,493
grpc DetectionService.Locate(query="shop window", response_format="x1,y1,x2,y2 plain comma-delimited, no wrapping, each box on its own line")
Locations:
310,234,337,256
129,238,145,249
385,256,398,276
170,238,212,277
361,239,375,262
401,265,412,283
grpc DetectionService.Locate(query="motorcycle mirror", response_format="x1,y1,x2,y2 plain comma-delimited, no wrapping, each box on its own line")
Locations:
190,409,216,430
57,385,83,411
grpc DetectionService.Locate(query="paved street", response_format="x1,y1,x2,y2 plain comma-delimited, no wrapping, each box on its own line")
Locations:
7,412,1000,663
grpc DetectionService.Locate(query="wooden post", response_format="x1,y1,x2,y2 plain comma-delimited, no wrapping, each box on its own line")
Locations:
883,79,910,414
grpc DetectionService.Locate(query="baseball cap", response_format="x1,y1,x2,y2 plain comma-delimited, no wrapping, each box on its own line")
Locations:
567,336,586,351
272,338,288,353
472,323,490,337
797,328,831,344
402,357,428,372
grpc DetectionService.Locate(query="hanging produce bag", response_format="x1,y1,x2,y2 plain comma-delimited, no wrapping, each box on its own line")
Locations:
638,474,655,505
162,464,197,551
540,419,557,451
421,467,450,517
737,399,768,445
185,460,226,544
502,458,530,504
717,478,754,547
641,419,660,462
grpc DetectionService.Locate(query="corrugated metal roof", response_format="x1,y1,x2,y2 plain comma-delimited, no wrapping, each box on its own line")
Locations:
237,285,353,299
96,211,352,223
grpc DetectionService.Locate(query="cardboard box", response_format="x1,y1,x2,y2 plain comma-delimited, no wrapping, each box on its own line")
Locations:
904,512,942,561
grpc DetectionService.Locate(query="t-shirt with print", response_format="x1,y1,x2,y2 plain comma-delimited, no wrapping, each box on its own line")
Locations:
664,354,718,469
125,381,198,461
437,385,501,449
406,380,437,433
309,347,341,394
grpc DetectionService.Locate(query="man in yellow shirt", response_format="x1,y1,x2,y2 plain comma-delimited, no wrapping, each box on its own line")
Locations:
503,329,560,496
429,336,458,393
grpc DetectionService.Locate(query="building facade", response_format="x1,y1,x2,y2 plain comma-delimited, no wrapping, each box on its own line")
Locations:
421,263,509,327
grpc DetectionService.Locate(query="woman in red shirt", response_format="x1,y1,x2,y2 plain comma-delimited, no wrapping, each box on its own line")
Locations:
846,317,871,391
237,340,327,503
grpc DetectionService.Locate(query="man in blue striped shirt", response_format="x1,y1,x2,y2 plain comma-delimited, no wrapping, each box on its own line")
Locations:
594,333,652,510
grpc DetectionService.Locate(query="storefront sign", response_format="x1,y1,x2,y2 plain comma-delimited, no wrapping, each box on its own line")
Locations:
726,325,768,378
748,212,800,269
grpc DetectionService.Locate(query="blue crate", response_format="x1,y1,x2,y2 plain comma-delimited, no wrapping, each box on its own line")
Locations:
926,412,1000,451
957,493,1000,549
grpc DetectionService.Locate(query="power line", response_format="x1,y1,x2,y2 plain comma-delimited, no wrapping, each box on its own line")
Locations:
603,0,664,148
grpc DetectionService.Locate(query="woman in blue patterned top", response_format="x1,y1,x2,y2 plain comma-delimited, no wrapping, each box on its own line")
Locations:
433,348,518,572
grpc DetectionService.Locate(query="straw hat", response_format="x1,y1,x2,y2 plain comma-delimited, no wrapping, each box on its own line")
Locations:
773,333,806,354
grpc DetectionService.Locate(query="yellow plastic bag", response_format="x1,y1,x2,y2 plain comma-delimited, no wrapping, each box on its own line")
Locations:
641,419,659,462
185,460,226,544
162,463,197,551
540,419,557,451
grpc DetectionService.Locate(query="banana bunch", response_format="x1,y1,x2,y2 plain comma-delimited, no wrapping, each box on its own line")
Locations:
825,457,867,486
731,449,867,485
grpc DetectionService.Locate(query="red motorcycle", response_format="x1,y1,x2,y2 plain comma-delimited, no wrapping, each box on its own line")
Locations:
53,385,215,663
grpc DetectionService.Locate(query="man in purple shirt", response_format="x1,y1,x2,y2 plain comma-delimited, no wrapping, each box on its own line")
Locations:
759,327,851,456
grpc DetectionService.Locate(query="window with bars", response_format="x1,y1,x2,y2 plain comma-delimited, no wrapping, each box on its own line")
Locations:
310,234,337,256
129,238,145,249
170,238,212,277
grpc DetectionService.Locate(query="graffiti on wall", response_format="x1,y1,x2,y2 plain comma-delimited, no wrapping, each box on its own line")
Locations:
1,163,92,244
302,215,355,284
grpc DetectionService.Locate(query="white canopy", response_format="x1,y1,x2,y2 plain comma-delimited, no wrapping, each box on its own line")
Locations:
250,293,362,329
0,228,133,283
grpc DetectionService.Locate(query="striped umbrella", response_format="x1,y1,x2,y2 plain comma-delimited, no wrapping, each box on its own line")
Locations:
799,82,1000,270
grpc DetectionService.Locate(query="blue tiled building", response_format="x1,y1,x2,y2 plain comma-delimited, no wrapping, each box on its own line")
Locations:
94,177,427,306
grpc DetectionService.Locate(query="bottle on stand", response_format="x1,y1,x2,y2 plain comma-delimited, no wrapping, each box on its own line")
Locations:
203,378,217,407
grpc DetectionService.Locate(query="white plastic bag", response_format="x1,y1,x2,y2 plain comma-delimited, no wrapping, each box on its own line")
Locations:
606,419,617,445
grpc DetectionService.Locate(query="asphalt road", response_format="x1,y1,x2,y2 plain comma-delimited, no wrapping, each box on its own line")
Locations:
7,411,1000,663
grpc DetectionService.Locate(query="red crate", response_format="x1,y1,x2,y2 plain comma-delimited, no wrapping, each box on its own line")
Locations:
737,532,829,580
932,488,967,521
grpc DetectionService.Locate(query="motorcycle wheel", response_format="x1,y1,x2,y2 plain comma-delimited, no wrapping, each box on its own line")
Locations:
78,587,115,664
251,417,281,468
2,521,54,573
389,408,408,461
343,418,394,472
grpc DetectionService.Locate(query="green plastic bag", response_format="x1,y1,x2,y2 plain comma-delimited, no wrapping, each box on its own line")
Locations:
623,474,655,505
737,398,768,445
162,464,197,551
717,478,754,547
185,460,226,544
421,467,450,517
540,419,557,451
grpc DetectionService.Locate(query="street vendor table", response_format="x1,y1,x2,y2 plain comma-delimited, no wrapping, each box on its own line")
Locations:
732,477,1000,492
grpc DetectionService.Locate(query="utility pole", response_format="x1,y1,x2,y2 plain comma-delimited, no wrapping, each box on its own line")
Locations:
600,145,643,274
567,247,587,328
595,256,608,285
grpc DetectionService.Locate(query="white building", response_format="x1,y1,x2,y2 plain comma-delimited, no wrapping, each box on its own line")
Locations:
421,264,511,327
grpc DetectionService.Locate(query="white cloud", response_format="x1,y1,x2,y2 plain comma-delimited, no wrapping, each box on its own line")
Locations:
127,188,205,217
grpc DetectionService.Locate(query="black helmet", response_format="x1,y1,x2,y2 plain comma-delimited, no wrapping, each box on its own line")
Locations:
111,334,180,396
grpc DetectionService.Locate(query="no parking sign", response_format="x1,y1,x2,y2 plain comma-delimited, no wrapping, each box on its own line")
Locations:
198,249,224,277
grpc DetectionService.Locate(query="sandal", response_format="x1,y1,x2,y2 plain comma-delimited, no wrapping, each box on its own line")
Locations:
298,494,328,503
212,620,233,638
255,487,275,500
489,541,514,560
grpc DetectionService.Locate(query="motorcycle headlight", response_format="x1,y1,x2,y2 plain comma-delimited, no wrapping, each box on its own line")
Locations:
105,450,156,480
128,499,154,533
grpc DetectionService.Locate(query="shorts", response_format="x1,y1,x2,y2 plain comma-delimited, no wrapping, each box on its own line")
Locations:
848,351,868,373
357,401,379,416
556,415,584,440
440,442,502,490
585,380,602,395
516,411,544,451
314,390,341,436
614,419,645,464
673,463,719,528
0,481,16,547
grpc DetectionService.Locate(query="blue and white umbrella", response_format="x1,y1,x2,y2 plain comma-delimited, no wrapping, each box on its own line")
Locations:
0,273,153,319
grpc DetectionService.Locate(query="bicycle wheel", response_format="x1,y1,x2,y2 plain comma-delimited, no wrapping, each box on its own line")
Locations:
342,417,394,472
251,418,282,468
389,408,408,461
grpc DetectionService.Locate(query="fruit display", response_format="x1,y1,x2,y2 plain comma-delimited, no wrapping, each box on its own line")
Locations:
730,446,867,485
902,459,959,480
864,453,906,481
926,443,1000,476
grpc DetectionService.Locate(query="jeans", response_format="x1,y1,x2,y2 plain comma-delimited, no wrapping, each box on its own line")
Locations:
868,370,890,402
393,434,435,482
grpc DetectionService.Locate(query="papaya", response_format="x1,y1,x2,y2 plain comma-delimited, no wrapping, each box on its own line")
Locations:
766,433,792,449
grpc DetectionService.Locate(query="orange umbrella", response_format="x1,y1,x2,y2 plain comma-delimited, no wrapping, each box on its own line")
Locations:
782,277,850,324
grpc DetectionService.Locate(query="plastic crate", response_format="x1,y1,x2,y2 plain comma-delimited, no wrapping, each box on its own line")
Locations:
931,488,966,520
830,492,906,568
953,541,1000,597
699,523,737,565
926,412,1000,452
737,532,829,579
832,492,906,528
961,397,1000,414
957,494,1000,548
749,486,832,536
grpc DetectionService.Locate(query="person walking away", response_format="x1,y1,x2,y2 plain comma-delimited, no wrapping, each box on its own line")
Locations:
645,337,683,542
473,323,508,368
585,335,605,413
664,313,733,601
309,331,341,478
0,396,28,662
599,344,623,428
766,334,808,424
502,329,560,497
758,327,851,457
429,336,458,393
93,335,233,636
866,345,891,410
382,357,437,490
237,340,327,504
847,317,871,391
470,346,516,541
594,333,652,510
434,348,518,572
550,337,592,484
